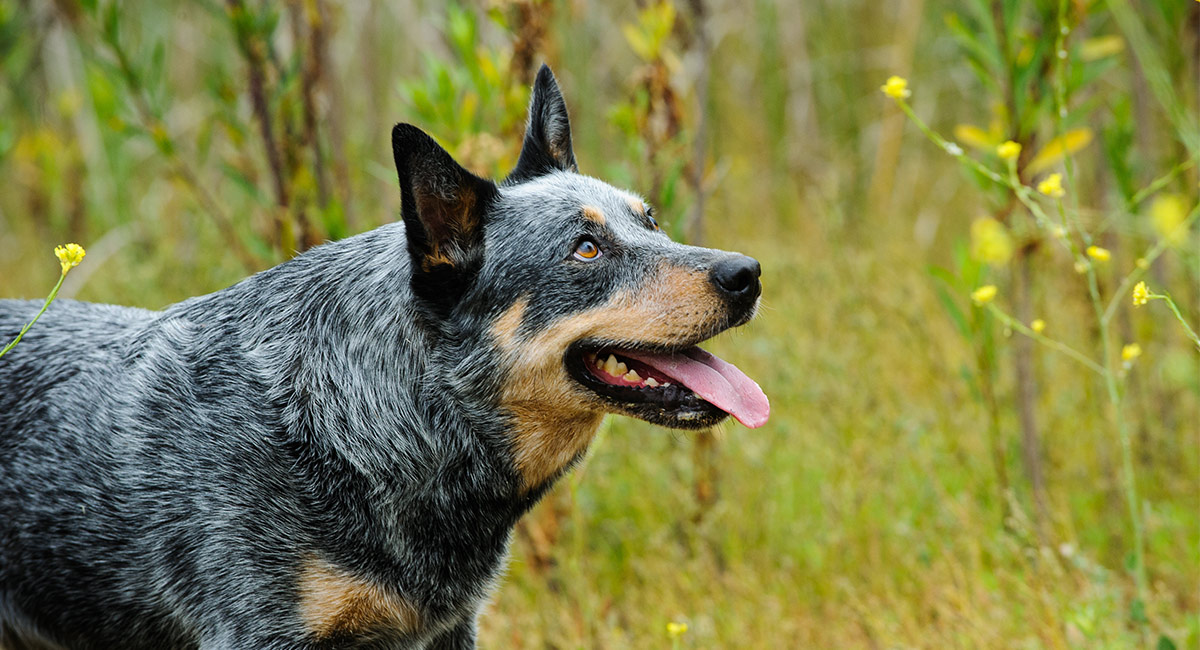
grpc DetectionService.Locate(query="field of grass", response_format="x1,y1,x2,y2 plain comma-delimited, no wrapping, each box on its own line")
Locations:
1,0,1196,648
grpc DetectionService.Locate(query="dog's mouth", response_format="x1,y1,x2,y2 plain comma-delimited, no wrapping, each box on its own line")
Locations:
564,341,769,429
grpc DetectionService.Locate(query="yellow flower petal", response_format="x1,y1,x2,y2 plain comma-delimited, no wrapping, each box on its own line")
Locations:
1027,129,1095,175
971,285,998,305
53,243,86,274
1132,281,1150,306
954,124,998,150
1031,319,1046,333
1149,193,1189,248
881,76,911,99
1086,245,1111,262
997,140,1022,161
970,217,1014,267
667,622,688,638
1037,173,1065,198
1121,343,1142,362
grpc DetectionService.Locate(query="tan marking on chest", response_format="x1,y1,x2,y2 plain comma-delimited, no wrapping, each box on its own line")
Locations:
581,205,606,225
491,267,721,490
297,558,420,640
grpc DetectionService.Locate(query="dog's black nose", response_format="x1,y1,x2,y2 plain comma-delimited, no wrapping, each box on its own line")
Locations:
710,255,761,300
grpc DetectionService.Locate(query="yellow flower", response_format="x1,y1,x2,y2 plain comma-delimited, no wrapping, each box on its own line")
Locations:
997,140,1022,161
1121,343,1142,362
970,217,1014,267
881,76,911,99
971,285,998,305
54,243,86,274
1132,281,1151,307
667,622,688,638
1037,173,1065,198
1086,245,1111,262
1149,193,1188,248
1031,319,1046,333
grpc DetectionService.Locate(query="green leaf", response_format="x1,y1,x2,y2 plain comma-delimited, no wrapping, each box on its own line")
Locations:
1157,635,1178,650
1129,597,1148,624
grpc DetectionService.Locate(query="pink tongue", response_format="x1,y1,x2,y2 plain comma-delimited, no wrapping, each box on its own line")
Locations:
621,347,770,428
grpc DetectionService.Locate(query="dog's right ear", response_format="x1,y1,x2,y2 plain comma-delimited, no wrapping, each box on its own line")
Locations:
506,64,578,184
392,123,497,313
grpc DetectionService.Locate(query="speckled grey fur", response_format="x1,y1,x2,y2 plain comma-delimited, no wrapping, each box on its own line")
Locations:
0,66,760,649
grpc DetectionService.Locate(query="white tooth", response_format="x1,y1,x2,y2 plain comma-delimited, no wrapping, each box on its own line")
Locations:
663,382,672,387
624,369,641,382
604,354,619,376
644,377,659,387
614,361,628,376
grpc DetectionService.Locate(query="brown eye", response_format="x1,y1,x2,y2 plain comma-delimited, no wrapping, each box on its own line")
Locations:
573,238,602,261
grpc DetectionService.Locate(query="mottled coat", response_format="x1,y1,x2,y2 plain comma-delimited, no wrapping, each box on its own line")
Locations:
0,66,762,649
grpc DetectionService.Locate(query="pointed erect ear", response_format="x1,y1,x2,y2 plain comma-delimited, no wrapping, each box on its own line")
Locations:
506,64,577,184
392,124,497,307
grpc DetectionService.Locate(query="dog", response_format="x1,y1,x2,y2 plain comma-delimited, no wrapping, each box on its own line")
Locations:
0,65,768,649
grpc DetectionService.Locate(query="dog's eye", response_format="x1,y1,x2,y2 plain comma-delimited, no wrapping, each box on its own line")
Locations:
573,237,602,261
646,207,659,231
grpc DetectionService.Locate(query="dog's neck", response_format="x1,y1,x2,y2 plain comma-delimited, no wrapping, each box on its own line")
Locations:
184,226,539,515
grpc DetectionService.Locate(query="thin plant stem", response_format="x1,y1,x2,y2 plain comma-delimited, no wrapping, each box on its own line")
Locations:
0,272,67,359
1129,159,1195,209
1154,294,1200,350
984,304,1105,375
1103,203,1200,326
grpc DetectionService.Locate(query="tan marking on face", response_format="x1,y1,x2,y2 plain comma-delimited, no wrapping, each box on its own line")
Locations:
491,266,724,490
625,197,646,215
581,205,606,225
298,557,420,640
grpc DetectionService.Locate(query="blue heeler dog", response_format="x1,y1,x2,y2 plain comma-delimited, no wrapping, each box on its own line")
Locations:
0,65,768,649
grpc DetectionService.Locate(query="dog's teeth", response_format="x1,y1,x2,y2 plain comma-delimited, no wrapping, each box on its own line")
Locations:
623,369,641,382
662,381,672,387
614,361,628,376
603,354,619,376
644,377,659,388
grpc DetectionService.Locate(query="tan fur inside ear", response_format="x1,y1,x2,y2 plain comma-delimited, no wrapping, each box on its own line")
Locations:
415,188,482,270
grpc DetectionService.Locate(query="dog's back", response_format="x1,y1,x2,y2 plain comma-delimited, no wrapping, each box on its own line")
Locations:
0,293,322,649
0,300,202,647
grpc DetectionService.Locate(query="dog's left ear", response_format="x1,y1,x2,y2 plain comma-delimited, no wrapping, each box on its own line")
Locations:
506,64,577,184
392,123,498,312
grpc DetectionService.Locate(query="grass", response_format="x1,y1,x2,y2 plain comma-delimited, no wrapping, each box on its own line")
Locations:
1,0,1196,647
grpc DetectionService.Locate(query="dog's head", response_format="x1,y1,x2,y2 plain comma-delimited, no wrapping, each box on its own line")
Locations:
392,65,768,488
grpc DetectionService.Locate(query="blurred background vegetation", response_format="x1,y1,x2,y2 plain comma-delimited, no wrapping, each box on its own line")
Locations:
0,0,1197,647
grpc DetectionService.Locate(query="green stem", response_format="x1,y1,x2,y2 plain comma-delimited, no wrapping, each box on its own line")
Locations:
984,304,1105,375
1102,202,1200,326
0,272,68,360
1128,160,1195,210
1155,294,1200,350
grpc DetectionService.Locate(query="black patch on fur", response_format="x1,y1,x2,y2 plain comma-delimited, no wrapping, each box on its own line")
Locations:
392,123,498,317
505,64,577,184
